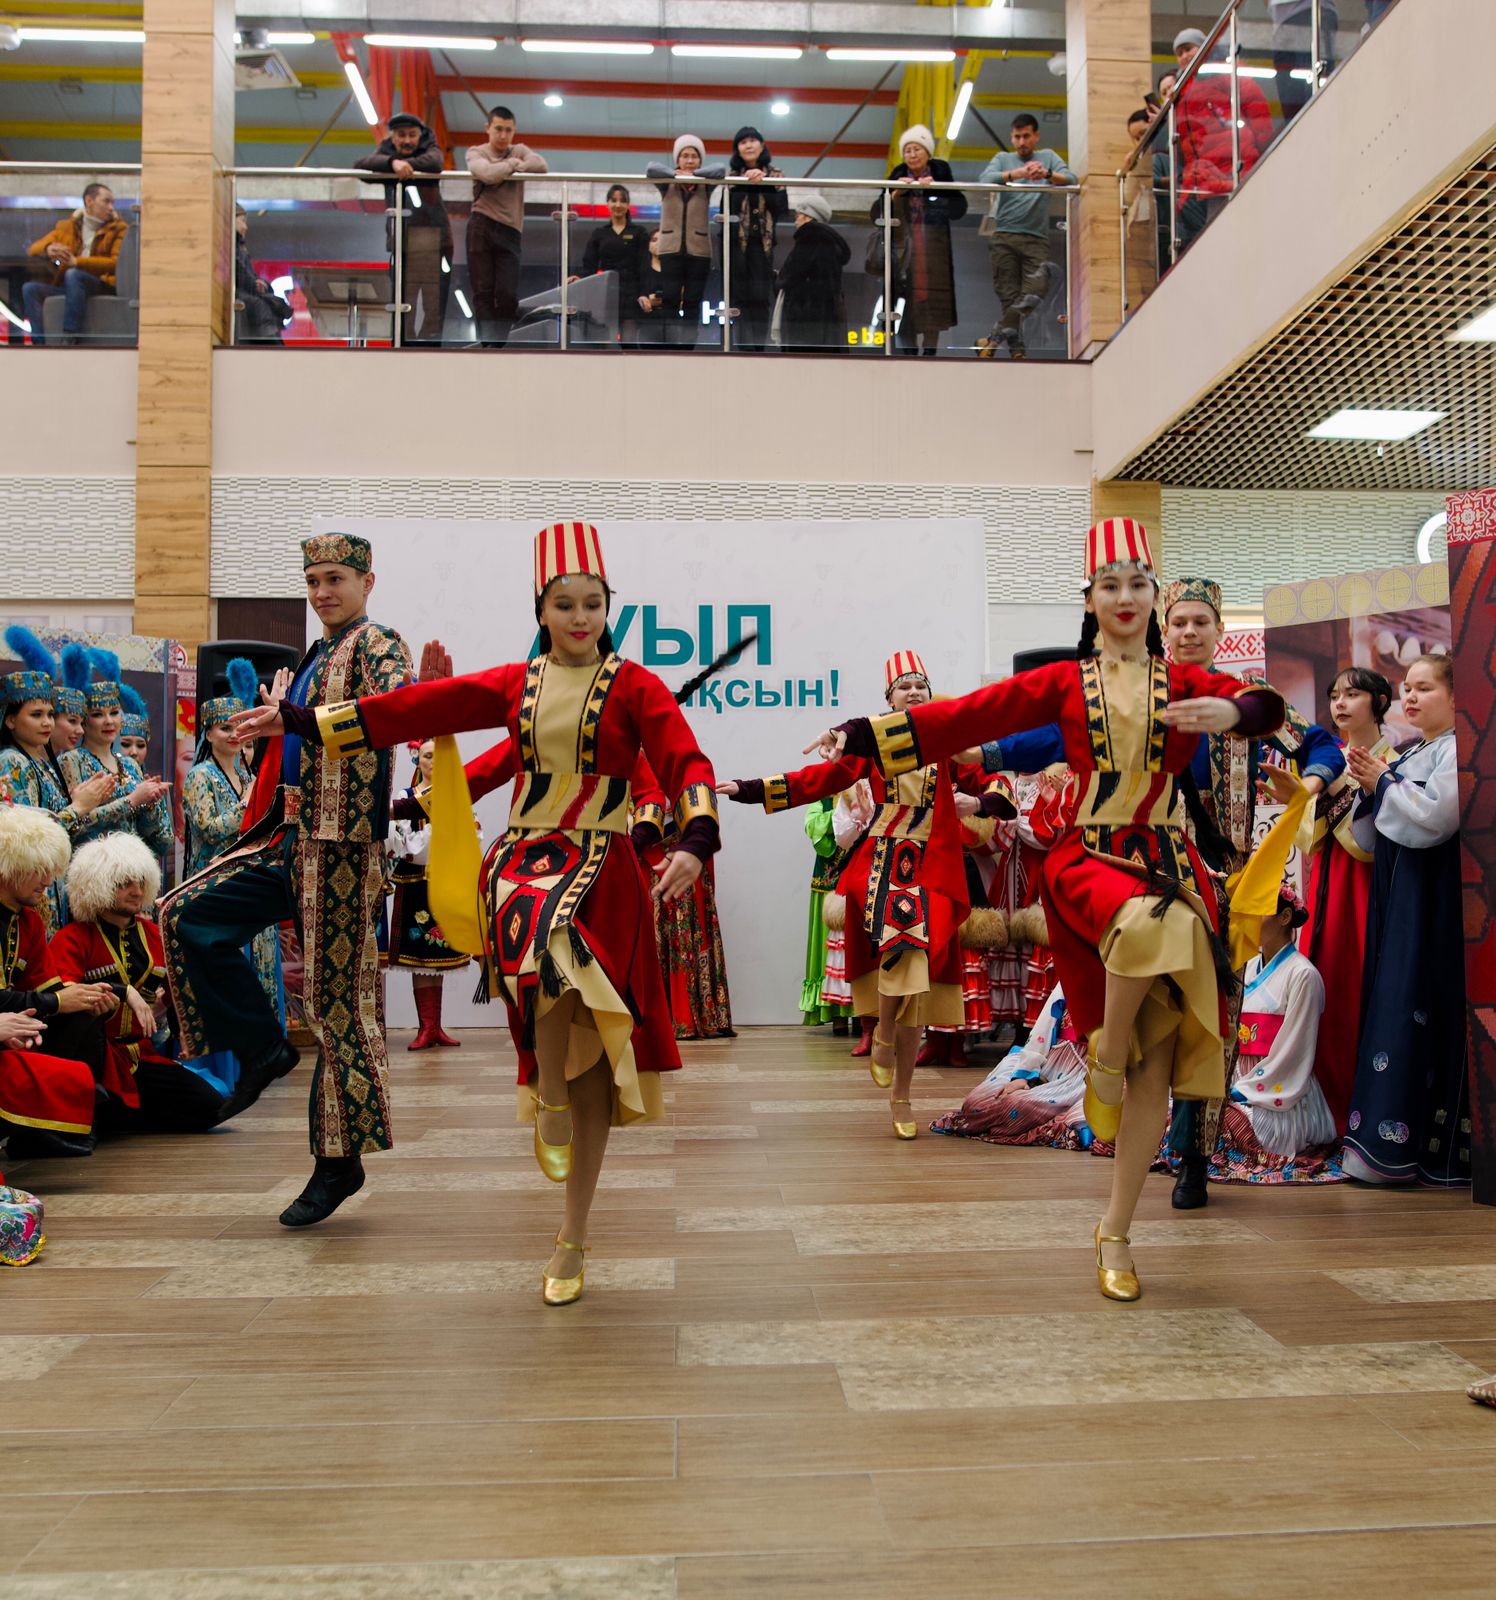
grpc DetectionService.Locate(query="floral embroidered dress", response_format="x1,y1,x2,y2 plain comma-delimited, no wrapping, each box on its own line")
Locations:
0,747,91,932
59,746,173,856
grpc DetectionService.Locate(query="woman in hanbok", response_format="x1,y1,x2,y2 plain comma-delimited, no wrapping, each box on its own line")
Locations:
1279,666,1395,1133
387,739,471,1050
0,666,114,932
59,651,172,856
179,670,286,1094
801,520,1284,1298
722,651,1015,1141
232,522,719,1307
1212,886,1340,1183
1342,654,1469,1187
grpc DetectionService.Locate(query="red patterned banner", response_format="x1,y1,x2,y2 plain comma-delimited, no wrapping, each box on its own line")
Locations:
1447,488,1496,1206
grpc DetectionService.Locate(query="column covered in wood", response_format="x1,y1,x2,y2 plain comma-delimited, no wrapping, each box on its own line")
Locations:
134,0,235,650
1065,0,1154,355
1091,478,1162,572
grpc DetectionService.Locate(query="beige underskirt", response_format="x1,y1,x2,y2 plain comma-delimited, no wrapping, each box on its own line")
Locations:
514,927,664,1128
1097,894,1224,1101
851,950,965,1029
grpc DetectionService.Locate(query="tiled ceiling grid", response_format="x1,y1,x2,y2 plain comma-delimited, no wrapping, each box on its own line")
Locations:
1122,152,1496,492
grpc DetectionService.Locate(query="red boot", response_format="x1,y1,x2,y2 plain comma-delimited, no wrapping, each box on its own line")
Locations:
409,980,461,1051
914,1031,948,1067
851,1018,873,1058
946,1034,969,1067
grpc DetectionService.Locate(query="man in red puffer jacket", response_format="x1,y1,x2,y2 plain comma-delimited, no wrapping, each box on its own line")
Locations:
1171,27,1275,251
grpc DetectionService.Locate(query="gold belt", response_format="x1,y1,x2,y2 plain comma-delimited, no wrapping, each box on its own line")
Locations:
508,772,632,834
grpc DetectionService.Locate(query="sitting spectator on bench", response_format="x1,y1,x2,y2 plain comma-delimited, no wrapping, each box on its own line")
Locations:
22,182,128,346
49,833,224,1135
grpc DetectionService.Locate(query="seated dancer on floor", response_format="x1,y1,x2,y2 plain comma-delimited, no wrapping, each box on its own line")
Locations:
1212,884,1340,1183
387,738,472,1051
721,651,1015,1141
0,806,116,1160
230,521,720,1307
50,833,224,1135
802,521,1284,1300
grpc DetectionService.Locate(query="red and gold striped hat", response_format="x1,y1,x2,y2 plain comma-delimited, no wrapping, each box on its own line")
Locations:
1083,518,1156,585
534,521,608,597
884,649,930,693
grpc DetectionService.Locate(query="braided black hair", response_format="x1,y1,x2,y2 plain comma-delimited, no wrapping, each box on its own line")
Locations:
1077,605,1165,658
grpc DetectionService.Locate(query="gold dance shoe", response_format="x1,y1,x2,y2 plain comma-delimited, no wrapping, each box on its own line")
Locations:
542,1234,589,1306
869,1032,896,1090
534,1097,574,1183
890,1097,919,1140
1094,1222,1141,1302
1082,1037,1124,1145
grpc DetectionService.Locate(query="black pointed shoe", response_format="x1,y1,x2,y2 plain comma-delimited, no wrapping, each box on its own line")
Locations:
1171,1152,1209,1210
215,1039,300,1125
278,1156,365,1227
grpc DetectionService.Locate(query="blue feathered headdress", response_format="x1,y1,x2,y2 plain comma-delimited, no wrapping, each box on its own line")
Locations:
4,625,58,679
118,679,150,743
85,647,123,713
226,657,261,707
119,681,148,718
60,643,92,693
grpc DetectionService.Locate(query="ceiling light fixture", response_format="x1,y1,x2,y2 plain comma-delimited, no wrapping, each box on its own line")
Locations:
343,59,378,125
266,32,316,46
520,39,655,56
770,99,791,116
454,288,474,319
543,92,564,108
365,34,497,50
19,27,145,43
825,47,956,63
1449,305,1496,342
946,78,974,142
670,44,804,61
1307,408,1445,442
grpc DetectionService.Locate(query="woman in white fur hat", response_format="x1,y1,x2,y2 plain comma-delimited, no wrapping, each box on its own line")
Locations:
871,124,969,356
646,134,726,346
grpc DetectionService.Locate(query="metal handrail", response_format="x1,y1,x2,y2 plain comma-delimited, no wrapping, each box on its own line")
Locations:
0,161,142,175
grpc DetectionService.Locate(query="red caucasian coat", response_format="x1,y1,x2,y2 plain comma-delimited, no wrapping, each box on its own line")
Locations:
859,657,1284,1044
318,657,717,1091
0,900,96,1138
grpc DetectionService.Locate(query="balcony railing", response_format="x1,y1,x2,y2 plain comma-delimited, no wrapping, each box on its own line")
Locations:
0,162,1079,360
1120,0,1402,321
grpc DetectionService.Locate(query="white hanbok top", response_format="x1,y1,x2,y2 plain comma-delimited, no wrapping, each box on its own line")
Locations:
1235,944,1334,1156
1351,729,1458,854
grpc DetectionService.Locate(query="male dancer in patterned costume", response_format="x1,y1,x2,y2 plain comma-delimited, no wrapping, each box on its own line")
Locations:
160,534,412,1226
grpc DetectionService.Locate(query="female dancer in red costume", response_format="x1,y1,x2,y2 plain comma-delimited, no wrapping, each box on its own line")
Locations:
233,523,718,1306
722,651,1014,1139
803,522,1284,1298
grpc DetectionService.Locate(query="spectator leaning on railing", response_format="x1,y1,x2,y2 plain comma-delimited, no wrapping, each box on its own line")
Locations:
22,182,128,346
976,113,1074,360
354,112,452,347
1172,27,1274,251
464,105,548,348
647,135,727,348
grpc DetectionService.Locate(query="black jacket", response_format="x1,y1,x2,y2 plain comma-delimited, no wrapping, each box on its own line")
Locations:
776,220,851,350
580,220,652,307
353,126,451,242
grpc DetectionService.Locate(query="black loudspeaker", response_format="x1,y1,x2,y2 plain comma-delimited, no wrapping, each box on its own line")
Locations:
195,639,303,704
1012,645,1079,674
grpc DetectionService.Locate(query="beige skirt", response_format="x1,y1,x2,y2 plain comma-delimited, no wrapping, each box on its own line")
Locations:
851,950,965,1029
1097,894,1224,1101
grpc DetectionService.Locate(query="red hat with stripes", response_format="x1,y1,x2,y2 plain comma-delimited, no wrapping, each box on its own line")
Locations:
534,521,608,597
884,650,930,693
1084,518,1156,585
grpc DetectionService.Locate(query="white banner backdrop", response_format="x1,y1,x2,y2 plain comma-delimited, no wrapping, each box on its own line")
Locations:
310,516,987,1027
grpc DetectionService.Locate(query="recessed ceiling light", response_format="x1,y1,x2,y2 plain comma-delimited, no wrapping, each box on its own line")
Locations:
266,32,316,46
1307,408,1444,442
671,44,804,61
19,27,145,43
824,48,955,63
365,34,497,50
770,100,791,116
520,39,655,56
543,92,564,108
1450,305,1496,342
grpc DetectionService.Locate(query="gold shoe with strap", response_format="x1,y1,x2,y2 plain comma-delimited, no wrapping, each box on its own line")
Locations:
869,1033,896,1089
542,1234,589,1306
889,1097,918,1141
1094,1221,1141,1302
1082,1036,1125,1145
534,1097,574,1183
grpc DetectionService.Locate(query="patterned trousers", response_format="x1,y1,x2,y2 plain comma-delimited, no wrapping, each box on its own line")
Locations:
161,823,392,1157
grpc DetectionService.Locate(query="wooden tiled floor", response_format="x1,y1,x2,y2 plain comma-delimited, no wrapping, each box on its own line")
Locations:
4,1025,1495,1598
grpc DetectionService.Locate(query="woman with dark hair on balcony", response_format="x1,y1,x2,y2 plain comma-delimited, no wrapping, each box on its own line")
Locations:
872,125,968,357
571,184,651,346
720,125,787,352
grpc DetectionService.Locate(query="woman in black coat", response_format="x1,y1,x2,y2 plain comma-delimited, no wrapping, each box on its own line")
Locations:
721,125,788,351
871,124,969,356
776,192,850,353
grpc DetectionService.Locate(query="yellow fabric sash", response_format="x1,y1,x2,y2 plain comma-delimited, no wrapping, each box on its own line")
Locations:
426,735,484,956
1226,771,1311,972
